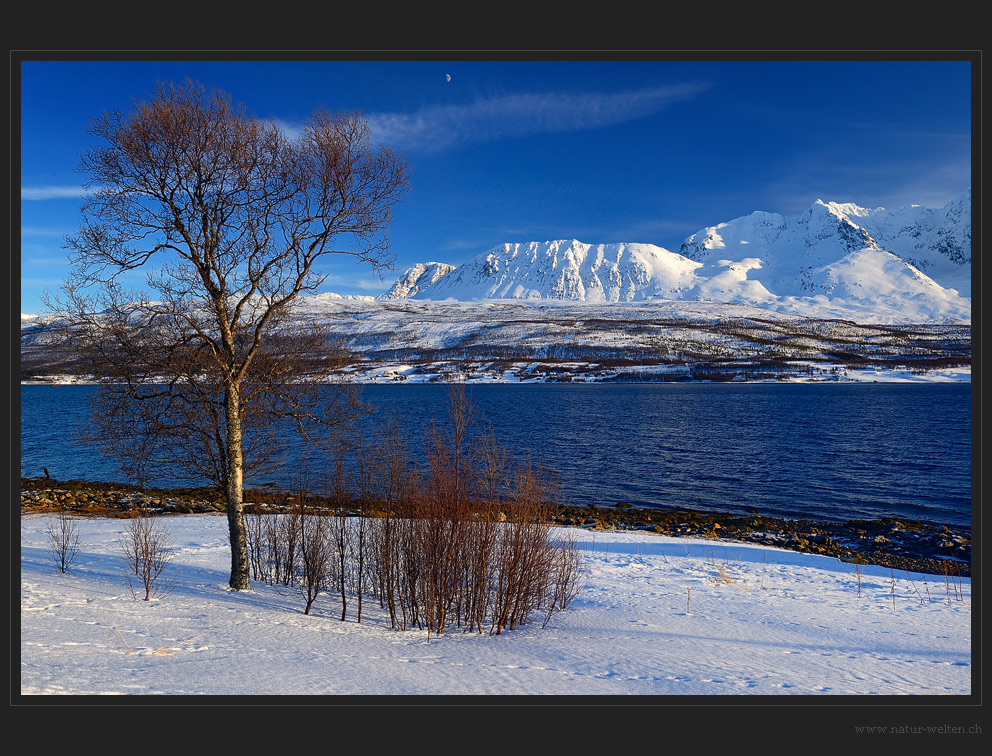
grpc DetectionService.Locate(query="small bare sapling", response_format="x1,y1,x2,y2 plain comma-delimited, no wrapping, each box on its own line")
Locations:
119,506,176,601
47,504,81,574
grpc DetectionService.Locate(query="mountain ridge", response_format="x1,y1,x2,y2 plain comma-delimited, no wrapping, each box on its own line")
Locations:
376,190,971,324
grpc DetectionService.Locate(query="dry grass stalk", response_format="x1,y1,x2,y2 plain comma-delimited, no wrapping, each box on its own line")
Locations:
95,606,133,655
904,570,927,604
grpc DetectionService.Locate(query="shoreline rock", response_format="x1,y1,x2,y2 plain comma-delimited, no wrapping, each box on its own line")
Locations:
20,478,970,577
554,502,970,577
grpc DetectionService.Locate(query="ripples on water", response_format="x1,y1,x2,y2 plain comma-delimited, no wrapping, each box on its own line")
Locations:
20,382,971,528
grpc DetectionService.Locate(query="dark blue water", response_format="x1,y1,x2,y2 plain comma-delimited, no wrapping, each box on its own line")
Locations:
19,383,972,528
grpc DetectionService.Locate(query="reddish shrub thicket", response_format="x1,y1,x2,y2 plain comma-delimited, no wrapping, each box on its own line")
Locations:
245,385,584,635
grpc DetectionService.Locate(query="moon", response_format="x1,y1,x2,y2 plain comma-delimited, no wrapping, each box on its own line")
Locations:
445,74,451,82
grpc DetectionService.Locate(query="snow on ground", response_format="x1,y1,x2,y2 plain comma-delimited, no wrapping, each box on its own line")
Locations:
338,361,973,385
832,365,972,383
19,513,971,698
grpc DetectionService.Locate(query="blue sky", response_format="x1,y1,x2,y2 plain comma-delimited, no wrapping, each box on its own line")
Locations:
17,56,973,314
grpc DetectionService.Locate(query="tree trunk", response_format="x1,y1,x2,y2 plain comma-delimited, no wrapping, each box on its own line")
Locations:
225,384,251,590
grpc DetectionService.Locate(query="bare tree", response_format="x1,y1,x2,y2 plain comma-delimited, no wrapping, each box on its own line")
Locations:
79,321,371,495
46,80,410,590
47,504,82,574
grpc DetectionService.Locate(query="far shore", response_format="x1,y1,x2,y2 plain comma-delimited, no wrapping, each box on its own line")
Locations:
18,363,974,387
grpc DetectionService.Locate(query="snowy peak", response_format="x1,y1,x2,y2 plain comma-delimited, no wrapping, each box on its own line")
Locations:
679,199,884,265
814,198,879,221
378,262,457,300
680,190,970,271
806,190,971,270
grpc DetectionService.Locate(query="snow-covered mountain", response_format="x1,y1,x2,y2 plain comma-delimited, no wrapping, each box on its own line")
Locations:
388,241,697,303
381,190,971,323
20,191,972,381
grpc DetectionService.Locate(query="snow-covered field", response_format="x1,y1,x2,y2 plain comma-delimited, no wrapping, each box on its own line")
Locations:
19,512,971,698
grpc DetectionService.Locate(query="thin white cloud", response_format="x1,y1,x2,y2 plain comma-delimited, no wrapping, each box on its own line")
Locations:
21,226,66,237
21,185,88,201
366,83,712,152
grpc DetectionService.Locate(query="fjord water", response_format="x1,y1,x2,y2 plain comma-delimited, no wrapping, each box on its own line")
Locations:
19,383,971,528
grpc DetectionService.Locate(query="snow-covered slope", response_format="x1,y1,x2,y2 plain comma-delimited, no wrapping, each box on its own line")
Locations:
19,514,972,696
378,262,456,300
385,191,971,323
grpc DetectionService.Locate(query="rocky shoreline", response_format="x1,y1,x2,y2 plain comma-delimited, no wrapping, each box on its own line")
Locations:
20,478,971,578
555,502,971,578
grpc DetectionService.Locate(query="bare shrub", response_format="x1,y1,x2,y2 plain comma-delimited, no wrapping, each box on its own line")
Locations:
349,434,382,623
295,500,333,616
47,504,82,574
364,417,418,630
393,386,582,637
415,384,482,638
245,503,300,587
245,503,269,584
542,533,584,628
119,506,176,601
473,424,512,506
490,458,562,635
270,385,584,636
458,497,500,634
319,446,354,621
265,509,294,587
